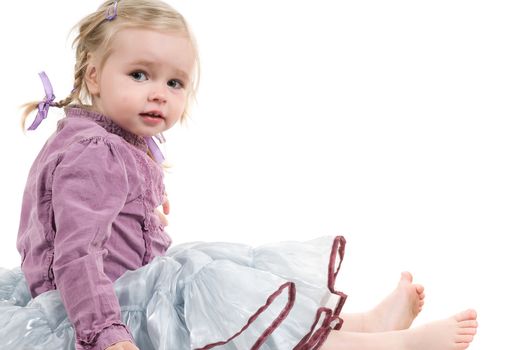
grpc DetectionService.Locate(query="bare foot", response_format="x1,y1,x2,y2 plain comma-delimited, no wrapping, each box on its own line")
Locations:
405,309,478,350
322,309,478,350
368,271,425,331
340,272,425,332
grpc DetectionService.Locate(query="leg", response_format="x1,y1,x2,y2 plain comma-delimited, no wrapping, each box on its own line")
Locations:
321,309,478,350
340,272,425,332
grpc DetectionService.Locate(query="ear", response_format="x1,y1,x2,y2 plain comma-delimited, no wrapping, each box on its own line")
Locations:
84,53,100,96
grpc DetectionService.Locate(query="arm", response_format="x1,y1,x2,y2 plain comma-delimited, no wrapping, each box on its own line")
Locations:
52,139,134,350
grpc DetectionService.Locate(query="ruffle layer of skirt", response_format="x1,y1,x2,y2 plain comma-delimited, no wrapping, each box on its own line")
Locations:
0,236,347,350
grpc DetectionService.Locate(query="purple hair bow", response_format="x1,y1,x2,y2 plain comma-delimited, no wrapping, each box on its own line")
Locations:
145,134,166,164
27,71,57,131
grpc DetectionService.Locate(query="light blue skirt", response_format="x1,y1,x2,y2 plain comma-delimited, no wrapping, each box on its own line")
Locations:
0,236,347,350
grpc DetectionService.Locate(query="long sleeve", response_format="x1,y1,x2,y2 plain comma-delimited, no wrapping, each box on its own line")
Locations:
51,137,134,350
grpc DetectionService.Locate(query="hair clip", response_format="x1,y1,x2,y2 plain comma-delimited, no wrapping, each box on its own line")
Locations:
106,0,118,21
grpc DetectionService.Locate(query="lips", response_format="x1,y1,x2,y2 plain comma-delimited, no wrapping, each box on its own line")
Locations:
140,111,165,119
140,111,165,126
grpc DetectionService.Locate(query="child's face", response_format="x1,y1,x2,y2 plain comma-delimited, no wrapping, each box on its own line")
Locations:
87,28,195,137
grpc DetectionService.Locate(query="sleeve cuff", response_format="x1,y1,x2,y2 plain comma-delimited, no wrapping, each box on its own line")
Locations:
77,324,134,350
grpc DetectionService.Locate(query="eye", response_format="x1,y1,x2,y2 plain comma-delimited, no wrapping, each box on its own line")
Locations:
130,71,147,81
167,79,184,89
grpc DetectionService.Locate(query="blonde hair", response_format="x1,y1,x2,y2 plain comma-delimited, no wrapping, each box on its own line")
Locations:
22,0,200,129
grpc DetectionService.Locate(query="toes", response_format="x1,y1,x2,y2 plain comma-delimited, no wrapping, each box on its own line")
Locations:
459,320,478,329
454,343,470,350
456,334,475,343
458,327,477,336
400,271,413,283
415,284,425,294
455,309,477,322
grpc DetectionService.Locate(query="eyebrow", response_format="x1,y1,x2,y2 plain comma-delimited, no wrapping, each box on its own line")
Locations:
130,59,190,82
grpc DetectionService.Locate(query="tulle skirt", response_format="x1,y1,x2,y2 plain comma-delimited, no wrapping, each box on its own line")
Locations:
0,236,347,350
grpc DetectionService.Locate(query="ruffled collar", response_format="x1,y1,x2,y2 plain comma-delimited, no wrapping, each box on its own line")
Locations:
65,106,148,153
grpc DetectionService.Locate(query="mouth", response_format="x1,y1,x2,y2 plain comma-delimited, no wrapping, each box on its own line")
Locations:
140,111,165,125
140,111,165,119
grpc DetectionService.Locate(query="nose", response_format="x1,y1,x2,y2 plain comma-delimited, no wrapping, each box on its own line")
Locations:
148,83,167,103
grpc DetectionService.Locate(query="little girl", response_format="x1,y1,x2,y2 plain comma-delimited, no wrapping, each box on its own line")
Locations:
0,1,478,350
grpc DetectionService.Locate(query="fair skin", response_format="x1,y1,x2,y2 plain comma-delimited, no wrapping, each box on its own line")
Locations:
84,27,478,350
322,309,478,350
85,28,195,138
321,275,478,350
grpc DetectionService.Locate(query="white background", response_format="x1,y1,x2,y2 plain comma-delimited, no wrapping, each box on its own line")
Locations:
0,1,526,349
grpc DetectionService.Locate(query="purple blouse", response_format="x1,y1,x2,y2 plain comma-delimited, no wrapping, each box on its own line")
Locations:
17,106,172,350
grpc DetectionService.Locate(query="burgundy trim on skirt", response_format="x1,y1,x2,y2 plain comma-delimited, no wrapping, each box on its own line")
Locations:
196,282,296,350
198,236,348,350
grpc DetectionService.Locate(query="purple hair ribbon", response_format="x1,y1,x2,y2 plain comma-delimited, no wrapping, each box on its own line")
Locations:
154,133,166,144
27,71,57,131
145,136,165,164
106,1,118,21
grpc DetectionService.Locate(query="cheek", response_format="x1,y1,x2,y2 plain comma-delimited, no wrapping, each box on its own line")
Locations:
113,88,137,107
106,77,137,103
118,94,132,105
175,94,188,113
